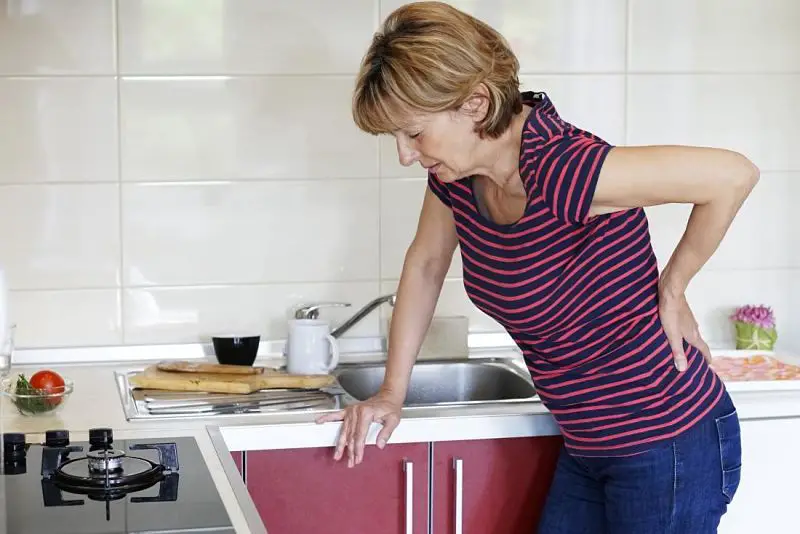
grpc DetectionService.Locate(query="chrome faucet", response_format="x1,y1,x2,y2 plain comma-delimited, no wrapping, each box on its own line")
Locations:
294,292,397,338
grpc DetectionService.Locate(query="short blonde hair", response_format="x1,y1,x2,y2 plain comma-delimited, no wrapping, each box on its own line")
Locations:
353,1,522,139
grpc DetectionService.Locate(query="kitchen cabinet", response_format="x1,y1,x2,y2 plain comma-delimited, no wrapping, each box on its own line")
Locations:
432,436,562,533
243,436,563,533
245,443,429,534
718,417,800,534
231,451,244,478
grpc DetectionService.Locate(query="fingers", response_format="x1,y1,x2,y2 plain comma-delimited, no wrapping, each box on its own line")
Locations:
376,413,400,449
353,411,373,466
315,409,345,424
685,324,713,365
664,327,687,372
672,346,688,372
694,335,713,364
328,406,371,467
333,412,351,462
319,402,402,467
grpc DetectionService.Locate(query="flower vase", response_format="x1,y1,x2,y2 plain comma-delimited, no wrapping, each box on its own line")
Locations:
733,320,777,351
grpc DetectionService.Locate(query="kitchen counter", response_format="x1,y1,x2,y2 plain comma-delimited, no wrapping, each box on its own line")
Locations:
0,350,562,449
2,344,800,534
3,348,800,449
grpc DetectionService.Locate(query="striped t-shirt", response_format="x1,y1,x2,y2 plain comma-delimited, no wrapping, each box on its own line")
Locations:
427,91,726,457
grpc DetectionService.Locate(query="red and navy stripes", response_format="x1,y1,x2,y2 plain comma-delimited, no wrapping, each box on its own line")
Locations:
428,91,724,457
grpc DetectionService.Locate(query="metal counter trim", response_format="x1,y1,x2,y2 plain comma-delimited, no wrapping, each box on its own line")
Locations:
207,425,268,534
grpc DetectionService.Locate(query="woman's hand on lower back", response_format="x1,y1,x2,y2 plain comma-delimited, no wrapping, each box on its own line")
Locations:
315,391,403,467
658,284,712,372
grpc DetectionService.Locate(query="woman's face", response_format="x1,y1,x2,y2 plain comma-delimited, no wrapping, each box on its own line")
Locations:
392,99,487,183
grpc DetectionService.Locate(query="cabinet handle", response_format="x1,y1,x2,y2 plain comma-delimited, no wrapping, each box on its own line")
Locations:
404,459,414,534
453,457,463,534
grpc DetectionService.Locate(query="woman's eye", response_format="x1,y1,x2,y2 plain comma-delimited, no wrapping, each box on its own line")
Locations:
409,131,421,139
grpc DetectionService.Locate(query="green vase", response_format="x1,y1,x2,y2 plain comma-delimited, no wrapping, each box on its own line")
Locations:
734,321,777,350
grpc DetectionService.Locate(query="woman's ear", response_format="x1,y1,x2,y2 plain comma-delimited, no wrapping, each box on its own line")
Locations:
460,83,491,122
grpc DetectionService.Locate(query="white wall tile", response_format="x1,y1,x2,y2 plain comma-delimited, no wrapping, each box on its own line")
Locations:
646,172,800,271
381,278,504,334
380,0,627,73
122,180,379,286
118,0,377,75
380,178,462,279
10,290,122,348
0,77,118,183
629,0,800,73
120,76,378,181
0,0,115,75
627,75,800,172
123,281,382,345
0,184,120,290
686,269,800,352
0,0,797,352
520,76,626,145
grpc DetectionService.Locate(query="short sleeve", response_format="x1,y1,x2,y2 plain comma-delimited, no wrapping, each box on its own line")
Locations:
532,124,614,225
427,171,452,208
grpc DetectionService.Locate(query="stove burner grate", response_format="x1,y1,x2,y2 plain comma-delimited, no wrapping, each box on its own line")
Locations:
40,441,180,503
54,453,165,493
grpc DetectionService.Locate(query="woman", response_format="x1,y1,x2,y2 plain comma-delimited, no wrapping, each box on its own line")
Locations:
317,2,756,531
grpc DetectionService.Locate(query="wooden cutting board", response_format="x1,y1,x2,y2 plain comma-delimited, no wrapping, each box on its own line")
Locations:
129,364,335,394
156,360,265,375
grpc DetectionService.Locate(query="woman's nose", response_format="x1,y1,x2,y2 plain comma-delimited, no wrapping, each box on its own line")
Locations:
396,138,419,167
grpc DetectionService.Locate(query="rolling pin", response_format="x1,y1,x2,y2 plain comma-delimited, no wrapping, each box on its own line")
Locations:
129,365,335,394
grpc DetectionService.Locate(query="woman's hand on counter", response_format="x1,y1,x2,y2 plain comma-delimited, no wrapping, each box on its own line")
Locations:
316,391,403,467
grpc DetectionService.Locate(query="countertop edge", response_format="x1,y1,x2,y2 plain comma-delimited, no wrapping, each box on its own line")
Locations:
207,425,268,534
218,410,562,451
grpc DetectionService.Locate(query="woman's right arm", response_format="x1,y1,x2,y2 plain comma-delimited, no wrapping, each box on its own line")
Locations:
316,187,458,467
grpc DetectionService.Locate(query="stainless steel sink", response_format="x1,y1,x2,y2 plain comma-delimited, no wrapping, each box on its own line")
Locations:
334,358,538,407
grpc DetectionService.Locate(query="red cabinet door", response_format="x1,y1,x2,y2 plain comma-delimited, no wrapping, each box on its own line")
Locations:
432,436,562,534
246,443,429,534
231,451,244,477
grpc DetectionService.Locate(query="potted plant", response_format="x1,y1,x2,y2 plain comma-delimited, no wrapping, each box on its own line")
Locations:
730,305,777,351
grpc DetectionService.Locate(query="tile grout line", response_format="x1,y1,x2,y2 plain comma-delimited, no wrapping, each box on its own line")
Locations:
623,0,630,145
376,0,385,335
1,72,799,79
7,266,799,294
0,171,794,190
113,0,126,344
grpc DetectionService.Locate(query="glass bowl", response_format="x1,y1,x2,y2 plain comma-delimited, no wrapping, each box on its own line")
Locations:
0,375,74,416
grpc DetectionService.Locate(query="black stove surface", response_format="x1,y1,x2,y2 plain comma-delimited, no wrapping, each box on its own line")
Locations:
1,429,235,534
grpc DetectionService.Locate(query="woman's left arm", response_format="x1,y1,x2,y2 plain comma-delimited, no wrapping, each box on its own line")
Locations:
590,145,760,370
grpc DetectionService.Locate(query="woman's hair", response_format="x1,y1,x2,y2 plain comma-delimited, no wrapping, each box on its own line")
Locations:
352,1,522,139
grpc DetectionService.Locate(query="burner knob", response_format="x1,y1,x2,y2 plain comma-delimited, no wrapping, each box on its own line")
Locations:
45,429,69,447
89,427,113,448
3,432,26,461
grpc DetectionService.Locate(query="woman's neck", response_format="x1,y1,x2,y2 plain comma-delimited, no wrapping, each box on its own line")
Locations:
472,104,531,194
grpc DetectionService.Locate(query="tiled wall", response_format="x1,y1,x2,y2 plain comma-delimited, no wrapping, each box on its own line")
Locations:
1,0,798,351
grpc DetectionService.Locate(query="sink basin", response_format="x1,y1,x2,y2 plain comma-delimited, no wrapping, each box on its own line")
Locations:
334,359,538,406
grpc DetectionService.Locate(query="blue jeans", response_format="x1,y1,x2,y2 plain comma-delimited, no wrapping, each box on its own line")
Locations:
538,391,742,533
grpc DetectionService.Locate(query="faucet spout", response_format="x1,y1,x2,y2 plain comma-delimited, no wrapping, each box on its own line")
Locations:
330,293,396,338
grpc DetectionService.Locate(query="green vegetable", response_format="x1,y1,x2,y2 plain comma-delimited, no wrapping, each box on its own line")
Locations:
13,373,54,414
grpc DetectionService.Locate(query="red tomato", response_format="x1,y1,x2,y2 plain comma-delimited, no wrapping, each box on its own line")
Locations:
30,370,66,405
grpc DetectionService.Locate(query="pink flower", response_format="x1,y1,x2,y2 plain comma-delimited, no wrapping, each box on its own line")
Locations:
730,304,776,329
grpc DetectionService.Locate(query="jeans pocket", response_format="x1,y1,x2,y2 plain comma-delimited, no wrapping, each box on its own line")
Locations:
715,409,742,502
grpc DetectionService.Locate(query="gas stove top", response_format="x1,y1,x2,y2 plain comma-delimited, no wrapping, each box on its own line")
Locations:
1,428,236,533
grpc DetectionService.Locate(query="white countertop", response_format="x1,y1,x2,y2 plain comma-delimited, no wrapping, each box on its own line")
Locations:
2,345,800,534
3,349,799,448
